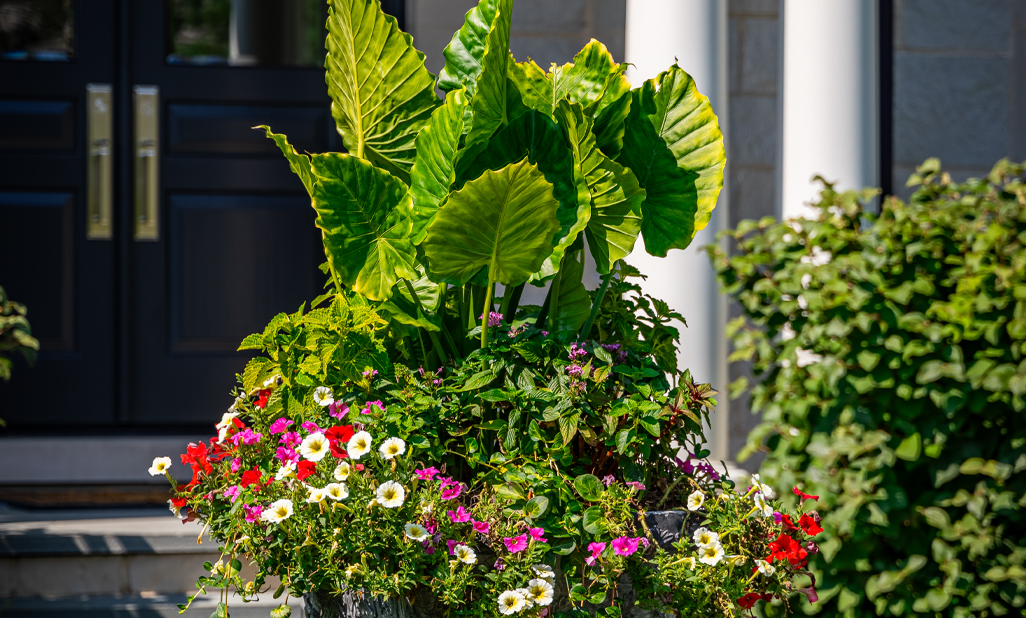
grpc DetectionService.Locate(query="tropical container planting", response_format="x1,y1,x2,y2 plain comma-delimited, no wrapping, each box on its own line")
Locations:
150,0,825,616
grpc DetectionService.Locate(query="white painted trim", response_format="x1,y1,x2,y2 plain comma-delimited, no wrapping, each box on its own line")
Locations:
624,0,731,462
0,437,205,485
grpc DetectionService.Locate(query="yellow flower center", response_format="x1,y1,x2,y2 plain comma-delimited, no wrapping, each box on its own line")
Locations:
275,507,288,518
383,489,396,500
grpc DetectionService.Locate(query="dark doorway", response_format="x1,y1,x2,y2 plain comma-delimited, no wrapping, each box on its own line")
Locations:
0,0,405,430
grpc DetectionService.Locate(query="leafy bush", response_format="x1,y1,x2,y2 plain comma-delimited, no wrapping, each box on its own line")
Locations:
0,285,39,383
150,0,826,615
709,159,1026,617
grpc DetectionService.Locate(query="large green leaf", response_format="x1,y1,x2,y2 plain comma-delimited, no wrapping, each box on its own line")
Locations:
553,254,591,333
409,88,469,244
615,65,725,256
325,0,440,183
461,0,514,155
509,40,628,118
555,101,645,274
258,126,315,196
436,0,498,94
421,157,561,287
310,154,417,301
457,110,590,281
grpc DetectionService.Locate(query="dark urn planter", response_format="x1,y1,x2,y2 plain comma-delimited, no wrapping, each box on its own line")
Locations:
304,511,697,618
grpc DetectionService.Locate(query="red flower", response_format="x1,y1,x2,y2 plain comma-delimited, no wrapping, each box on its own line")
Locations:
355,463,364,472
768,533,807,566
738,592,762,610
325,425,355,458
296,460,317,481
180,441,214,487
779,513,800,533
799,513,824,536
240,469,263,489
170,497,188,508
793,486,819,501
254,389,272,409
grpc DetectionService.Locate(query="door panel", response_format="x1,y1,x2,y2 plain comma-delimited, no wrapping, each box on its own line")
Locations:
166,103,331,155
0,0,117,428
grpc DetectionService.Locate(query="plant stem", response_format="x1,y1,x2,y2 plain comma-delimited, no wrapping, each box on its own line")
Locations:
320,231,343,294
548,262,563,333
579,269,613,340
480,278,495,348
498,286,512,322
402,279,448,363
535,283,553,328
505,283,525,323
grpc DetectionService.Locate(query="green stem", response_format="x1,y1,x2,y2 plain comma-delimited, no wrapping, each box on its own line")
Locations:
498,286,512,322
466,286,477,331
548,264,563,333
505,283,525,323
579,269,614,340
535,284,554,330
480,278,495,348
402,279,448,363
320,230,343,294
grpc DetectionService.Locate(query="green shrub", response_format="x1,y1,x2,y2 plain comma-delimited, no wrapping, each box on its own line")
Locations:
0,285,39,383
708,159,1026,617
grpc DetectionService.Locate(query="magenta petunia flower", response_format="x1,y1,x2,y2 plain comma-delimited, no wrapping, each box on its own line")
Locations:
585,541,607,565
446,539,459,555
361,400,385,415
278,432,301,448
504,534,528,553
231,458,242,473
448,506,472,523
243,503,262,523
328,401,349,420
626,481,646,491
472,520,490,535
222,485,242,503
441,485,462,500
269,418,293,434
275,446,300,464
611,536,640,556
415,467,440,481
301,421,322,434
528,527,547,542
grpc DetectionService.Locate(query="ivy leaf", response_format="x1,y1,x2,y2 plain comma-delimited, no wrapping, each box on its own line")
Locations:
258,126,315,196
422,158,562,286
616,65,725,256
409,88,470,244
325,0,440,183
310,154,418,301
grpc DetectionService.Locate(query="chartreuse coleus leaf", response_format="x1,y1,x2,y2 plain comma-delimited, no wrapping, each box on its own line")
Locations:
258,126,315,196
616,64,725,256
436,0,498,94
310,154,417,301
325,0,440,183
461,0,514,157
409,88,470,244
456,110,590,281
421,157,561,287
555,100,645,273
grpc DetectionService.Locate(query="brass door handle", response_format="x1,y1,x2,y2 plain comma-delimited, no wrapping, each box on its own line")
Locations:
133,85,160,241
86,84,112,240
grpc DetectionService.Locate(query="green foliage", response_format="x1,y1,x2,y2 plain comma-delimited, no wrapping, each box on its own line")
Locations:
0,286,39,382
260,0,724,351
709,159,1026,617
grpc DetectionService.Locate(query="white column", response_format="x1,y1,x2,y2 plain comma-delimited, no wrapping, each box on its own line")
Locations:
624,0,731,463
780,1,878,219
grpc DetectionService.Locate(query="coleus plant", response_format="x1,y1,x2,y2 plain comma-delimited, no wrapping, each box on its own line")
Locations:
260,0,725,357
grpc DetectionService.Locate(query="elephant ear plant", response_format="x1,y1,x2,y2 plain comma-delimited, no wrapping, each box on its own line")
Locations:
151,1,824,617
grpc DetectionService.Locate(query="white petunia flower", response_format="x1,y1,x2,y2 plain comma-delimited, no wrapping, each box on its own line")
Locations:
216,412,239,441
750,473,771,495
263,499,294,523
312,386,333,407
148,457,172,476
404,522,430,541
525,579,554,606
753,492,773,517
306,486,326,503
687,490,705,511
454,544,477,564
698,542,725,566
532,564,555,580
756,559,776,576
276,461,297,481
497,590,526,615
515,589,534,609
299,432,330,462
420,498,433,514
682,556,697,569
324,483,349,501
333,461,351,481
345,564,360,578
375,480,405,508
725,555,745,566
693,527,720,548
378,437,406,460
168,499,185,519
347,431,372,460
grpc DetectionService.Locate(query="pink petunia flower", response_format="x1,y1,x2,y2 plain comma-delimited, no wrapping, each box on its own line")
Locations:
528,527,547,542
279,432,301,448
275,446,300,464
415,467,439,481
222,485,242,503
472,520,490,535
626,481,646,491
243,504,263,523
301,421,322,434
231,458,242,473
585,541,607,565
328,401,349,419
446,539,459,555
611,536,640,556
441,484,462,501
448,506,472,523
269,418,294,434
504,534,528,553
231,428,262,446
361,401,385,415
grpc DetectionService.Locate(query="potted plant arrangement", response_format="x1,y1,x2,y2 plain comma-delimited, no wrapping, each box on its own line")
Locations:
150,0,824,616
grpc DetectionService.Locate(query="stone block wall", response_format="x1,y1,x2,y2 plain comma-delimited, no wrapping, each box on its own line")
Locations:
892,0,1026,195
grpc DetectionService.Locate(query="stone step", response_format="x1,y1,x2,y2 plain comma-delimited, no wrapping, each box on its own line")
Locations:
0,594,305,618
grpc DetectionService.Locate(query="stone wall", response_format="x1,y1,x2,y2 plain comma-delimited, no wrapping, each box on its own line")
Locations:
892,0,1026,195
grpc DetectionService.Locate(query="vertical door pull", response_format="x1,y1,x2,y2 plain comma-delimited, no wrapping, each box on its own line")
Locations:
86,84,113,240
133,85,160,241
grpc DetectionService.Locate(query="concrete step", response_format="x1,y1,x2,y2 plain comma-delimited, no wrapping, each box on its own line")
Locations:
0,594,305,618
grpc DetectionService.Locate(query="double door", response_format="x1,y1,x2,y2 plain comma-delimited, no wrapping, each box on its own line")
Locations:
0,1,397,430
